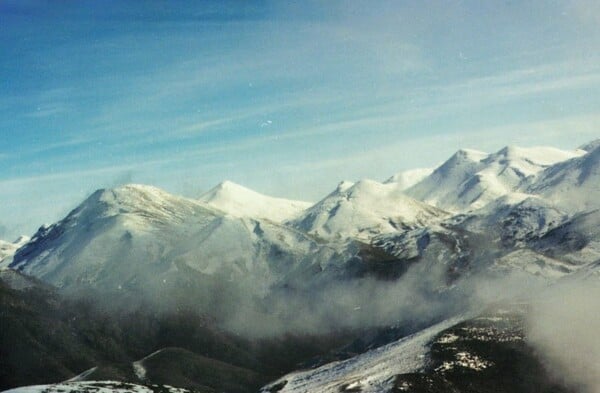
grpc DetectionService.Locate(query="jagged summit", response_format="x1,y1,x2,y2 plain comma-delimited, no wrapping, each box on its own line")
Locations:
199,180,311,223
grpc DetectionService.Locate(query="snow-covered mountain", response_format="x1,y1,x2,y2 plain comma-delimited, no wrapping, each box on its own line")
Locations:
531,208,600,266
3,139,600,393
405,148,487,212
406,146,584,212
454,193,568,247
10,184,342,301
525,143,600,213
8,143,598,298
290,179,447,241
199,180,312,223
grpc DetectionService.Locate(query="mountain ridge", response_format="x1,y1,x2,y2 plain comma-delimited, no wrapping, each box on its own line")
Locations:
405,145,584,212
3,138,600,393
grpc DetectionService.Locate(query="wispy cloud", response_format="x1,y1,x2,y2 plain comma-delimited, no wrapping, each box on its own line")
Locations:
1,1,599,237
0,164,139,187
25,134,101,155
277,112,600,181
435,62,600,101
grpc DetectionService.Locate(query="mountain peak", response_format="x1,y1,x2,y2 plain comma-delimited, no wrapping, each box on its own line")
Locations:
207,180,268,201
453,148,487,162
407,144,584,212
292,178,446,241
495,145,518,157
25,184,220,245
215,180,245,190
335,180,354,193
86,184,203,216
349,179,381,193
199,181,311,222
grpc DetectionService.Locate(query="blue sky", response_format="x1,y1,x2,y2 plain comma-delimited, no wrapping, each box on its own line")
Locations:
1,0,599,239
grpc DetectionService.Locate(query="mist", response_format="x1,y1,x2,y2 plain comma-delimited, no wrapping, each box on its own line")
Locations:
217,246,552,339
49,220,558,342
223,271,458,338
526,278,600,393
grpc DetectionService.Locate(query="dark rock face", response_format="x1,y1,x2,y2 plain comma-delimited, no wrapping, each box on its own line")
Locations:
392,373,462,393
389,306,574,393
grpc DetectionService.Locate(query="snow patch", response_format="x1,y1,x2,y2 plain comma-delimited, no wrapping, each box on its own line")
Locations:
261,316,464,393
1,381,192,393
436,333,459,344
435,351,493,372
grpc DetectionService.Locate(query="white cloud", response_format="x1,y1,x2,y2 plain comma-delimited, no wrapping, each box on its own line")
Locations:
527,281,600,393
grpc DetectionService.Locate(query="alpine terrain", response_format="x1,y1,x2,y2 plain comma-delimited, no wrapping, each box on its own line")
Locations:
2,140,599,393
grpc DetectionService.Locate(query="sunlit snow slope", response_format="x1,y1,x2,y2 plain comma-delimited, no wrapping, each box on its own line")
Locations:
291,179,446,241
406,146,584,212
199,180,312,222
383,168,433,190
10,184,339,297
261,317,463,393
525,144,600,213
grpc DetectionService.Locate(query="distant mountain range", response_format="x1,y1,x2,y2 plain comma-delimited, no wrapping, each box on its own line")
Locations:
2,139,599,393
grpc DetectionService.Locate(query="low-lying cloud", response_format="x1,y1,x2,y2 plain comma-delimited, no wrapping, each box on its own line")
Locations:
526,279,600,393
